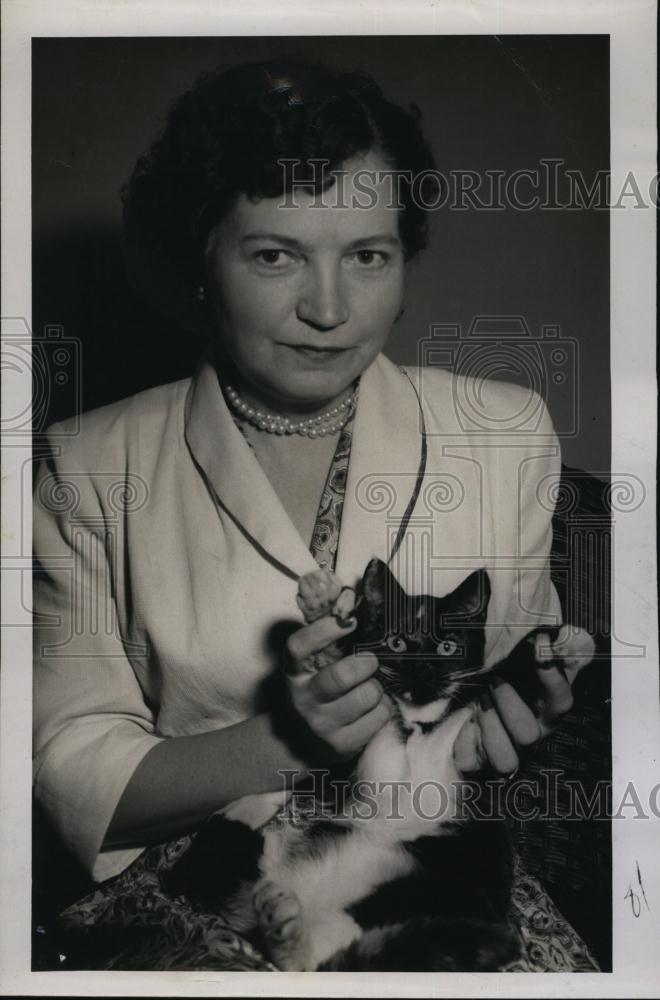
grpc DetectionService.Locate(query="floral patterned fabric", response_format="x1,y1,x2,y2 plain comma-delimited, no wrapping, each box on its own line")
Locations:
50,414,600,973
507,860,599,972
309,419,353,571
58,834,276,971
56,822,598,972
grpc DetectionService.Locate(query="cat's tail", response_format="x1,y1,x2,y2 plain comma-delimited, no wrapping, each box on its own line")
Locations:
318,916,520,972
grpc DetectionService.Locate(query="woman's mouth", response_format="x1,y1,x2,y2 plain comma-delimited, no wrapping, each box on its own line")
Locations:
285,344,348,361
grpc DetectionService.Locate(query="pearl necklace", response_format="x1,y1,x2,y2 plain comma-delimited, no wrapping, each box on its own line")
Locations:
224,383,358,437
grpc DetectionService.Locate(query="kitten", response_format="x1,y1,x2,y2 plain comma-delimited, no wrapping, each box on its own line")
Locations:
165,560,592,971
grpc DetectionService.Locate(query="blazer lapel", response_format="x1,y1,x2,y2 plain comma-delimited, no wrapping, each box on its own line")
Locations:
335,355,427,590
184,352,433,592
184,358,318,580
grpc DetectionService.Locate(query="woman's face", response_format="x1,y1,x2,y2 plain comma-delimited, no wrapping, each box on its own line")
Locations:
204,152,405,412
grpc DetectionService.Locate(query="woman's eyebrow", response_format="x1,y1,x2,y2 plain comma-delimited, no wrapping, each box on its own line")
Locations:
241,232,304,250
240,232,401,250
346,235,401,250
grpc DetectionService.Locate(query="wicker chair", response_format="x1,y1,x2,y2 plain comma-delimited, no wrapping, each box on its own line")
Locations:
514,464,611,969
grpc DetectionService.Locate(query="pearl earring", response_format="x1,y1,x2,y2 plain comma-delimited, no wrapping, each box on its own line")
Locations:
196,285,205,302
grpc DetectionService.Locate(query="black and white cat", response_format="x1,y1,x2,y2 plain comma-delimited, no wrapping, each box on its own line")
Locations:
166,559,593,971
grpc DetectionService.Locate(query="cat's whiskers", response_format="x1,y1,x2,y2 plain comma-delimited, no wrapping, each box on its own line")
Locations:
440,666,490,683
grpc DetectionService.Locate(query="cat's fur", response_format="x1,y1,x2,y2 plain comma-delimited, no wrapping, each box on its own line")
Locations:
165,560,591,971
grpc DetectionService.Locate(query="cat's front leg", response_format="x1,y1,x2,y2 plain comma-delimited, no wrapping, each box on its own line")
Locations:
353,716,410,787
402,705,475,835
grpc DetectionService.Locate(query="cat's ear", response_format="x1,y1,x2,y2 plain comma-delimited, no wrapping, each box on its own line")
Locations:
449,569,491,621
361,558,406,617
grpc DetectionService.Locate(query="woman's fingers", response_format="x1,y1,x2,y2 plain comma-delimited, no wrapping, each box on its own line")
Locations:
316,675,385,727
311,652,379,702
457,683,543,776
453,714,484,774
477,691,520,775
489,679,542,746
331,698,393,757
284,634,388,759
460,626,596,777
285,615,357,675
535,664,574,729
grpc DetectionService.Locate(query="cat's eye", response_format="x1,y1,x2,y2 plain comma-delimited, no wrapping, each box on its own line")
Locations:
386,635,407,653
436,639,459,657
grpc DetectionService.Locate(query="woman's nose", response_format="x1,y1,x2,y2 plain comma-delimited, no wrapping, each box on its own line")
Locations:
296,263,349,330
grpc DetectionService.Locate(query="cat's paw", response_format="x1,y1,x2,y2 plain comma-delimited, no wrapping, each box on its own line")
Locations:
297,568,344,623
534,624,596,678
253,879,310,970
553,624,596,672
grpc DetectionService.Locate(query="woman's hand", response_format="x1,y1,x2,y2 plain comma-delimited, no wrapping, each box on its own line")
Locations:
453,625,596,776
285,615,392,762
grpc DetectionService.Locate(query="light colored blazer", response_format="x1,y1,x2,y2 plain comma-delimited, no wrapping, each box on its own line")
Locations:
33,353,562,881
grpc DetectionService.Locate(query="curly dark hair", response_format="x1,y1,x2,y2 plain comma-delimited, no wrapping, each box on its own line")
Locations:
122,59,438,316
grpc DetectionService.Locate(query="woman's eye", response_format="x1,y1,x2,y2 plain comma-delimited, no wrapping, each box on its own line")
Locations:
437,640,459,657
350,250,388,269
254,249,293,268
386,635,407,653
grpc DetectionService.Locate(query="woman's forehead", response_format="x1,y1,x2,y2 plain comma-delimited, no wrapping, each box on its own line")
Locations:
215,152,402,250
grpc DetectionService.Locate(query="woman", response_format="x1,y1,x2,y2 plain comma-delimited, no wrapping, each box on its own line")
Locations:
33,59,595,970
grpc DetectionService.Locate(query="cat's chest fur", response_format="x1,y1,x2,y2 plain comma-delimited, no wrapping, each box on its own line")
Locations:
352,701,473,842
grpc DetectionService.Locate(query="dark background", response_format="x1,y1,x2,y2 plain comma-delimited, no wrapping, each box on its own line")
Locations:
32,34,610,473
